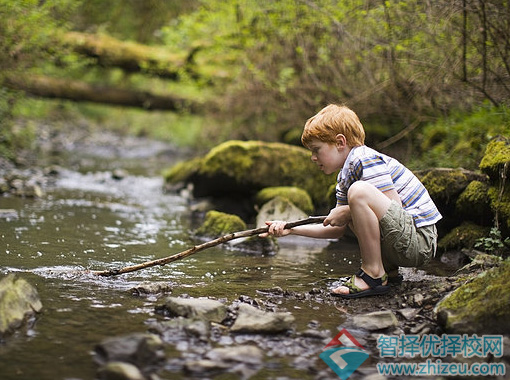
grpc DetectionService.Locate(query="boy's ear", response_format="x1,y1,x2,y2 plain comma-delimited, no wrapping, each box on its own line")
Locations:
335,134,347,148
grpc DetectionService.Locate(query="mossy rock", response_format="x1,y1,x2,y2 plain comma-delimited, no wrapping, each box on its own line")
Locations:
488,185,510,235
455,180,492,225
479,137,510,181
419,168,484,206
255,186,314,215
163,140,335,209
435,259,510,334
194,210,247,238
438,222,489,252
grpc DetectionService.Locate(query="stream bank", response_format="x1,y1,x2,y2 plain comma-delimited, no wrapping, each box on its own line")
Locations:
1,127,509,379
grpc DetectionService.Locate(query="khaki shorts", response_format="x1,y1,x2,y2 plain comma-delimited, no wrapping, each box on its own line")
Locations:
379,200,438,273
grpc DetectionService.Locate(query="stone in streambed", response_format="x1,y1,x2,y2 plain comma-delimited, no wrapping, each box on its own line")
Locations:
97,362,145,380
351,310,398,331
94,333,165,372
159,296,227,323
0,274,42,337
231,303,295,334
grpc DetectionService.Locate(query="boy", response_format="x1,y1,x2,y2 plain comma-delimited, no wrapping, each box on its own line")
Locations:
262,104,441,298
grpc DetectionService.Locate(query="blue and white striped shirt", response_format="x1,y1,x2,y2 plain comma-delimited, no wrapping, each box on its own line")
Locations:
336,146,442,227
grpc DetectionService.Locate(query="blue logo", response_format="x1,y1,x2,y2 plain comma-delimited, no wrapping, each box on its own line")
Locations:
320,328,369,380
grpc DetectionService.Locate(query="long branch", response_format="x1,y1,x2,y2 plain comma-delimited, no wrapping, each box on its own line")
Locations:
91,216,326,277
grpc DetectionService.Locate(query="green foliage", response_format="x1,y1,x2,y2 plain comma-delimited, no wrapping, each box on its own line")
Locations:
410,105,510,170
475,228,510,256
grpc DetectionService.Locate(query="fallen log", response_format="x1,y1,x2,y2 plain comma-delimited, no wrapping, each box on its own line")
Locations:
4,74,201,112
61,31,198,80
92,216,327,277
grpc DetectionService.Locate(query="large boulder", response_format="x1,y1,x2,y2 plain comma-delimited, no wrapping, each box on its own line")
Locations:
480,138,510,235
0,274,42,337
435,259,510,334
163,140,335,210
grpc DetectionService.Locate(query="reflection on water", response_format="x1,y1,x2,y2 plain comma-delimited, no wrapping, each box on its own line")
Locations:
0,154,360,380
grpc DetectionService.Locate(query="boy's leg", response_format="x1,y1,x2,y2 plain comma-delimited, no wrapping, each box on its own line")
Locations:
332,181,393,295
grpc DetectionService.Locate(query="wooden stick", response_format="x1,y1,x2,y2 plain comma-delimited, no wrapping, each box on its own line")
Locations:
91,216,326,277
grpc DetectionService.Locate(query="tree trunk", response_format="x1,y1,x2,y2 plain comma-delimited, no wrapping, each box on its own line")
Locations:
4,74,202,112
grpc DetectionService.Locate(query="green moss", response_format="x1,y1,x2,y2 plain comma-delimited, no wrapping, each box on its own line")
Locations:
479,138,510,180
455,180,491,221
161,157,201,184
194,210,247,238
437,259,510,333
438,222,489,251
166,140,336,208
488,186,510,232
420,169,470,203
255,187,314,215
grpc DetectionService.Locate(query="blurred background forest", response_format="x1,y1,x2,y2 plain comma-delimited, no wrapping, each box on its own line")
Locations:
1,0,509,169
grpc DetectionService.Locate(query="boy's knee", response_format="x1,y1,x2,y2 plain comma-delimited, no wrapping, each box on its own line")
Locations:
347,181,376,203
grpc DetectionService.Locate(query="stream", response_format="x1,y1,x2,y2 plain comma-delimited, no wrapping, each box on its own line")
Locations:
0,132,368,379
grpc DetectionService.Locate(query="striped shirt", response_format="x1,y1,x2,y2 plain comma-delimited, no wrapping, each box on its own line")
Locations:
336,146,442,227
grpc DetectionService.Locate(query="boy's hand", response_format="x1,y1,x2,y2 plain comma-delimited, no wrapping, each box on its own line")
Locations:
258,221,291,238
323,205,351,227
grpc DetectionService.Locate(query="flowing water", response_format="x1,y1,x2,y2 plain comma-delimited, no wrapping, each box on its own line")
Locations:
0,135,363,379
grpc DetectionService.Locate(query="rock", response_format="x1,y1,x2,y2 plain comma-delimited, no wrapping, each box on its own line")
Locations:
455,180,492,225
479,137,510,181
351,310,398,331
97,361,145,380
205,345,263,365
129,282,173,296
480,137,510,234
397,308,420,320
255,186,314,215
159,297,227,323
162,140,335,209
185,345,263,377
231,303,295,334
435,260,510,334
255,196,308,229
94,333,165,373
438,222,489,253
0,209,18,219
194,210,246,238
0,274,43,337
112,169,128,180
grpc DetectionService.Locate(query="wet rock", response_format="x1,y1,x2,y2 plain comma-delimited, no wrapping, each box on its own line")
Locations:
206,345,263,365
194,210,246,238
112,169,128,180
0,209,18,220
184,345,263,378
0,274,42,337
97,361,145,380
255,196,308,229
435,260,510,334
158,296,227,323
255,186,314,215
231,303,295,334
351,310,398,331
94,333,165,374
129,282,173,296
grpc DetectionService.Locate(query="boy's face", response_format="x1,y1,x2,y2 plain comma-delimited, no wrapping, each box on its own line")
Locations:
307,137,349,175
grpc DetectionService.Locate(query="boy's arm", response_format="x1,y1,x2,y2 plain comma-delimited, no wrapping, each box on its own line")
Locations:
260,219,346,239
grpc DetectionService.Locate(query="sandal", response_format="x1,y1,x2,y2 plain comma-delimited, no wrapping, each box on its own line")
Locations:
331,269,390,299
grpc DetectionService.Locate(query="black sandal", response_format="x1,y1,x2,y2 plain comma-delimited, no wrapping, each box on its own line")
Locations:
331,269,390,299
